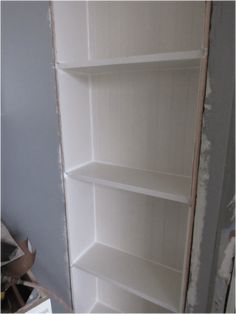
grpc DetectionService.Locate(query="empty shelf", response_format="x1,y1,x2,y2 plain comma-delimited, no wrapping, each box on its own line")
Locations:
57,50,202,74
90,302,118,313
67,162,191,204
75,243,181,313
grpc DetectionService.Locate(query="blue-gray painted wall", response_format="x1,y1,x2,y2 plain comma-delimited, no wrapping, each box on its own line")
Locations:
2,1,235,313
1,1,71,312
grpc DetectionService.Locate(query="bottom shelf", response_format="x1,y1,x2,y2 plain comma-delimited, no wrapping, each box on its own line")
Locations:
74,243,181,312
71,268,172,313
90,302,118,313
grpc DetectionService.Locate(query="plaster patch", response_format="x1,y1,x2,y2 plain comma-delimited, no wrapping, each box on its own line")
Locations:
218,237,235,280
206,75,212,98
204,104,212,111
227,195,235,222
187,128,211,310
186,73,213,310
204,76,212,111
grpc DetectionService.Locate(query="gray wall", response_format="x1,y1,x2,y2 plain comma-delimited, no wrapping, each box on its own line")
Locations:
1,1,71,312
2,1,235,313
186,2,235,312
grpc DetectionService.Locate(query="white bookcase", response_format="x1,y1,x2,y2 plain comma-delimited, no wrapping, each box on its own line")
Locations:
51,2,209,313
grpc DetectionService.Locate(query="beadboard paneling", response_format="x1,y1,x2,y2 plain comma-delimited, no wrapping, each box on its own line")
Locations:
92,69,199,176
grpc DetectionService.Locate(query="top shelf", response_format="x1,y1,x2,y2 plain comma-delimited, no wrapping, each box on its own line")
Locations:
57,50,203,74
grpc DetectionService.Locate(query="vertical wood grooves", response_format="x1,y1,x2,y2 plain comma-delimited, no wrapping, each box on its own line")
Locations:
51,2,207,312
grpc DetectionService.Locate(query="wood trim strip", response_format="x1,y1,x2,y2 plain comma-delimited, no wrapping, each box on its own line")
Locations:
180,1,212,311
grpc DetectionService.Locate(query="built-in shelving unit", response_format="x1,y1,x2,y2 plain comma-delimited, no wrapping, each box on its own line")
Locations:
52,1,208,313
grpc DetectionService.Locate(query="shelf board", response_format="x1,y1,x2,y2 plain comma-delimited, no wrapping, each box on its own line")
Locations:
57,50,202,74
67,162,191,204
75,243,181,312
90,302,118,313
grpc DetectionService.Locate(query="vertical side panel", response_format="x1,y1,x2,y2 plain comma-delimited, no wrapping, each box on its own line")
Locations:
52,1,88,63
71,267,97,313
65,177,95,265
56,71,92,171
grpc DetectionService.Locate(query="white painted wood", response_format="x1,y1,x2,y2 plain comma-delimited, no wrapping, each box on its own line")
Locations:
97,279,171,313
52,1,88,63
56,70,91,171
68,162,191,204
65,177,95,264
95,186,188,271
51,1,207,312
91,69,199,177
90,302,118,313
72,268,172,313
88,2,204,59
58,50,202,74
25,299,52,313
75,243,182,312
71,267,97,313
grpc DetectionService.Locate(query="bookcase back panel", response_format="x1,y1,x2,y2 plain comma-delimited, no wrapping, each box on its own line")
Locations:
88,1,204,59
92,69,199,176
71,267,172,313
97,279,170,313
96,185,187,271
52,2,204,64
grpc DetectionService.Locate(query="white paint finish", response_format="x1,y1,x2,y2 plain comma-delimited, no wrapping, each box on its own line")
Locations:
52,1,88,63
90,302,118,313
91,69,199,176
96,186,188,271
65,177,95,264
68,162,191,204
98,279,171,313
51,1,206,312
58,50,202,74
75,242,182,312
71,267,97,313
25,299,52,313
88,1,204,59
56,70,91,171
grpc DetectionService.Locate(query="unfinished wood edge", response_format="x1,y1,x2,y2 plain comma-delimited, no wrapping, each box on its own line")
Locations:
179,1,212,312
48,1,74,311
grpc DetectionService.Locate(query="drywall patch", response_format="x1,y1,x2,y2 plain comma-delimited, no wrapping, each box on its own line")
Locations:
211,196,235,313
186,77,212,311
211,229,235,312
218,236,235,280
